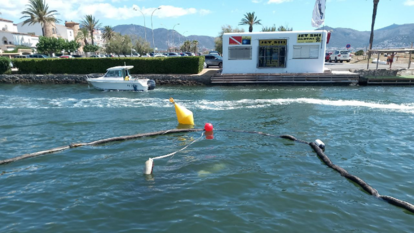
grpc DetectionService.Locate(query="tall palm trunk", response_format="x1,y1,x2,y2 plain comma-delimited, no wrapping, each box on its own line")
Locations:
367,0,379,67
90,30,94,45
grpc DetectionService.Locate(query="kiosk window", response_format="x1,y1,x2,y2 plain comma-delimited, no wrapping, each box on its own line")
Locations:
293,45,319,59
228,46,252,60
258,46,286,68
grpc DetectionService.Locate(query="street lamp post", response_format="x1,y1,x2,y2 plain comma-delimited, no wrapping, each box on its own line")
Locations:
181,31,188,45
151,7,161,53
172,23,179,52
133,6,147,42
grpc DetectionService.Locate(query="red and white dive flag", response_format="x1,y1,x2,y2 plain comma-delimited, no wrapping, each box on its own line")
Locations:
229,36,242,45
311,0,326,28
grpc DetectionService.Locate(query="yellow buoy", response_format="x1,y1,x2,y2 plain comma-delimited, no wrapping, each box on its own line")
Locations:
169,97,194,125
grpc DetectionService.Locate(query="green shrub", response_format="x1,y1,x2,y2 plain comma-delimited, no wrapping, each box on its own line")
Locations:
83,44,100,53
0,57,11,74
3,45,32,54
11,56,205,74
355,50,364,56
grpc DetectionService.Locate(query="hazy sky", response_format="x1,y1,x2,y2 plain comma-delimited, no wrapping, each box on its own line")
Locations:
1,0,413,37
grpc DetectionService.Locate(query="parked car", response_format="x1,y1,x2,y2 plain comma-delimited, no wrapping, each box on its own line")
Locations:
60,55,72,58
180,53,188,56
204,54,223,68
154,53,167,57
29,54,49,58
15,55,29,58
72,55,83,58
185,52,195,56
167,52,180,57
325,53,331,62
141,53,151,57
330,50,351,63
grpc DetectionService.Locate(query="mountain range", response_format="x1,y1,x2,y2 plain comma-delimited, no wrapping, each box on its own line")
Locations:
323,24,414,50
113,23,414,51
113,24,215,51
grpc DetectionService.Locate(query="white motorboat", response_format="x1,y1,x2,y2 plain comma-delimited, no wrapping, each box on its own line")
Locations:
87,65,155,91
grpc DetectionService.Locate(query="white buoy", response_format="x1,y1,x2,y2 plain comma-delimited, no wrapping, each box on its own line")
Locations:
315,139,325,150
144,158,154,175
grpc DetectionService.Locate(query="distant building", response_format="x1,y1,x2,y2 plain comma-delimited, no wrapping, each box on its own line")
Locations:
92,29,105,47
0,17,39,53
65,21,79,41
222,30,328,74
17,21,75,41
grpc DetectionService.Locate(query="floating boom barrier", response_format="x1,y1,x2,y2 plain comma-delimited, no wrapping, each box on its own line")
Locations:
1,128,413,214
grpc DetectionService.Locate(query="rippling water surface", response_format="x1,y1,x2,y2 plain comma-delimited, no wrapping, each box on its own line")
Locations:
1,84,414,232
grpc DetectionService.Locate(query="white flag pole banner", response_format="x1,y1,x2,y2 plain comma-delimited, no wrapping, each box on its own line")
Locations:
311,0,326,28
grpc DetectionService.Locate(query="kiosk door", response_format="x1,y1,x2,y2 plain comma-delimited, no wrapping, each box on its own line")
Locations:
258,39,287,68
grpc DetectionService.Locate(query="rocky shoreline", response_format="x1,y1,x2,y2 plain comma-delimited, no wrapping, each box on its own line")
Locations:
0,73,212,86
350,68,414,78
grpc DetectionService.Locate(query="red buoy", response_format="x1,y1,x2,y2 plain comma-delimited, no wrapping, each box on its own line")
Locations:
204,123,213,132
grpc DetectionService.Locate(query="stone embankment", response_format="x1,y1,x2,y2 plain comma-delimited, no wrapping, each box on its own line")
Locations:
350,69,413,77
1,69,413,85
351,69,414,85
0,72,214,86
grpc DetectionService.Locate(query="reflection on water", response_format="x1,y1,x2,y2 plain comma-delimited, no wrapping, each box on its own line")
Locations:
198,163,226,177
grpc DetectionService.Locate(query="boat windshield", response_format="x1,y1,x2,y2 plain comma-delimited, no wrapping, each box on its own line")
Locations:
104,69,124,78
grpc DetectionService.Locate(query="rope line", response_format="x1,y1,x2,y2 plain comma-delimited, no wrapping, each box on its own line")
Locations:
152,132,204,160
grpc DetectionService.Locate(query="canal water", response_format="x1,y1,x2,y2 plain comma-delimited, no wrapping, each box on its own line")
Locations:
1,84,414,232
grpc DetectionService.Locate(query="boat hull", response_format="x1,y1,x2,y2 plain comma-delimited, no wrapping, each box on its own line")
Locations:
87,78,150,91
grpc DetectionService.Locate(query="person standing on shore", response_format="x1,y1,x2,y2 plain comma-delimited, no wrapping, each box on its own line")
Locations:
389,52,395,69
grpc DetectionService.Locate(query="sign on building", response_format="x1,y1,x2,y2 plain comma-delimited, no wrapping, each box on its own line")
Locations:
297,33,322,43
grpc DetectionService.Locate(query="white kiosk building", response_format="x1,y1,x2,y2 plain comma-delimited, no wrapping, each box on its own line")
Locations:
222,30,328,74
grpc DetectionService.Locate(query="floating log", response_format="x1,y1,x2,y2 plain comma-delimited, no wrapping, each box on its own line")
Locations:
0,146,70,165
0,128,203,165
309,142,414,213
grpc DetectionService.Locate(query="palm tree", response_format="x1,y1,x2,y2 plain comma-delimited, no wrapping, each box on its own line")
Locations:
239,12,261,33
367,0,380,66
80,15,101,45
103,26,115,42
76,27,90,46
20,0,60,37
191,40,198,54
